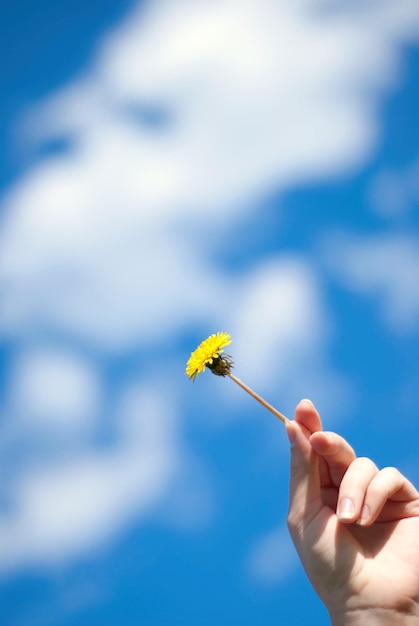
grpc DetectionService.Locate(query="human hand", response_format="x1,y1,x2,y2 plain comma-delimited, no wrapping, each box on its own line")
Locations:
286,400,419,625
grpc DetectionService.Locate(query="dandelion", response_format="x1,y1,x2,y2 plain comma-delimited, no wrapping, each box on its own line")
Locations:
185,332,287,424
185,331,233,381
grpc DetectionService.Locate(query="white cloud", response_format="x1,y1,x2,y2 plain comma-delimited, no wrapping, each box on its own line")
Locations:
1,0,418,574
326,234,419,332
245,525,298,584
226,257,350,420
0,383,178,574
0,154,227,349
7,348,101,431
232,257,326,388
368,157,419,217
3,0,418,349
21,0,419,215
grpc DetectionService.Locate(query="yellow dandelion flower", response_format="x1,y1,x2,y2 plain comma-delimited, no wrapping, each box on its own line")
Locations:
186,331,233,381
185,331,288,424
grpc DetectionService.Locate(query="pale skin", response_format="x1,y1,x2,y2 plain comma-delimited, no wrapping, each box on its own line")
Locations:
286,400,419,625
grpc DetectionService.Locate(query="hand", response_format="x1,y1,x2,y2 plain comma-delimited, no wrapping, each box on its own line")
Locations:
286,400,419,625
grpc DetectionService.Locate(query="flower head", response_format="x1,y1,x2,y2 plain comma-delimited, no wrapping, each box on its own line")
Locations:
184,332,287,423
186,332,233,381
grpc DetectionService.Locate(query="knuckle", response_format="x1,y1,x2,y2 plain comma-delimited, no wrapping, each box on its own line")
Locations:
380,466,402,486
343,456,378,480
381,465,398,477
356,456,377,469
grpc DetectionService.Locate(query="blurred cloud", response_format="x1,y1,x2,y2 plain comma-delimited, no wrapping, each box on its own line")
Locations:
225,257,351,420
5,0,419,349
325,233,419,332
22,0,419,213
232,257,325,388
0,383,178,574
7,347,101,431
245,525,297,584
368,157,419,217
1,0,419,576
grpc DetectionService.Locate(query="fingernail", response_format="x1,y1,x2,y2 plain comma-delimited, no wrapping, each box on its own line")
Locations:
357,504,370,526
337,498,354,520
300,398,314,408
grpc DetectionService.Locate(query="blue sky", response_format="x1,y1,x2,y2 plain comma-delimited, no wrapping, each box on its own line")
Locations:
0,1,419,625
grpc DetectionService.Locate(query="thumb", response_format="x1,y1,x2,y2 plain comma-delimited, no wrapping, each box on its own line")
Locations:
286,417,322,539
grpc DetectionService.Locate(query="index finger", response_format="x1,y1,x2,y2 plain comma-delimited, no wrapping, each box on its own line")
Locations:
294,399,323,434
310,431,356,487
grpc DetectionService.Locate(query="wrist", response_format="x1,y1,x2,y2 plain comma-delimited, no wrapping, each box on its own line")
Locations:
330,606,419,626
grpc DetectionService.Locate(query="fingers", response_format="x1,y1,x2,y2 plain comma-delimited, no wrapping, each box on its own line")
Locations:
286,400,329,535
310,431,356,487
353,467,419,526
294,399,323,434
287,400,419,533
336,461,419,526
286,417,323,537
336,457,379,523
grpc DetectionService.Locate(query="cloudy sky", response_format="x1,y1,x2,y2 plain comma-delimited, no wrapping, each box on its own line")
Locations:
1,0,419,624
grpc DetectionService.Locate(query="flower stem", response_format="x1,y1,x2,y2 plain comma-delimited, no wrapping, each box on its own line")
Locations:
227,373,288,424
